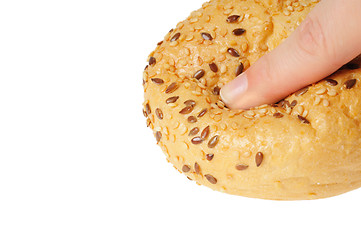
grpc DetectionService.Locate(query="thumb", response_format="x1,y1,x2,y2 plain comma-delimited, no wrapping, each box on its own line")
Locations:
220,0,361,110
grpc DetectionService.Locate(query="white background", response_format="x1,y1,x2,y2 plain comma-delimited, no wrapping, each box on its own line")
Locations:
0,0,360,239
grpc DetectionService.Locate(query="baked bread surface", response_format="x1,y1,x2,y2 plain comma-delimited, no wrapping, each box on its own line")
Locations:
143,0,361,200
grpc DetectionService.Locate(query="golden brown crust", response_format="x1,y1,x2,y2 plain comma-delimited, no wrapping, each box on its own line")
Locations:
142,0,361,200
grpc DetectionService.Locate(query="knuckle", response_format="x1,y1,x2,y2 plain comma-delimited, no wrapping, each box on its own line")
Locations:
296,15,334,58
249,55,281,99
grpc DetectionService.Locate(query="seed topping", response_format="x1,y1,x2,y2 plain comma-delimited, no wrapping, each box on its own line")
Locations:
298,115,310,124
145,103,151,115
201,126,210,139
295,87,309,96
197,108,208,118
189,127,199,136
155,108,163,120
182,165,191,173
165,82,178,94
170,32,181,42
194,162,200,174
235,62,244,76
205,174,217,184
184,100,196,106
325,79,338,86
213,86,220,95
208,135,219,148
232,28,246,36
227,15,240,23
236,164,249,171
151,78,164,85
344,79,356,89
179,105,194,114
166,96,179,104
193,69,205,80
155,131,162,143
191,136,203,144
201,32,213,40
209,63,218,72
206,153,214,161
273,112,284,118
149,56,156,66
290,100,297,108
255,152,263,167
227,48,240,57
187,116,197,123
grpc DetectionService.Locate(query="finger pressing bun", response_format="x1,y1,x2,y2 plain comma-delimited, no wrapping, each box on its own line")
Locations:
142,0,361,200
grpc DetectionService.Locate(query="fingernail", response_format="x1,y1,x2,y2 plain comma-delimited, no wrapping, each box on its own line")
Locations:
220,72,248,107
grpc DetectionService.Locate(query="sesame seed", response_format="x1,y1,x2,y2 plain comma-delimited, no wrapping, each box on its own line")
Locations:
232,28,246,36
314,96,321,105
208,135,219,148
169,41,178,47
189,17,199,23
201,32,213,40
298,115,310,124
149,56,156,66
182,165,191,173
151,78,164,85
191,136,203,144
322,99,330,107
170,32,181,42
209,62,218,72
255,152,263,167
179,105,194,114
344,79,357,89
165,82,178,94
227,15,240,23
327,89,337,96
206,153,214,161
201,126,210,139
235,164,249,170
155,108,163,120
197,108,208,118
235,62,244,76
179,125,188,135
227,48,240,57
189,127,199,136
315,87,327,95
166,96,179,104
205,174,217,184
216,100,225,109
185,35,194,41
193,69,205,80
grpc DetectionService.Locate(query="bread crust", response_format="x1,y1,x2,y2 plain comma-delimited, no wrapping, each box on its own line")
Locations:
143,0,361,200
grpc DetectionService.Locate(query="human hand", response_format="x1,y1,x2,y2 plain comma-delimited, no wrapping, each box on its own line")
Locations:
220,0,361,109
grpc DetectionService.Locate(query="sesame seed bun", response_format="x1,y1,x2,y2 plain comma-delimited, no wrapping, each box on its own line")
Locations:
142,0,361,200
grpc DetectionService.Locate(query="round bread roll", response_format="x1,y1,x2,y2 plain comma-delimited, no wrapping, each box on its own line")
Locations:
142,0,361,200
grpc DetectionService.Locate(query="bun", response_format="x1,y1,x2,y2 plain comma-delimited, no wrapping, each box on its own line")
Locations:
142,0,361,200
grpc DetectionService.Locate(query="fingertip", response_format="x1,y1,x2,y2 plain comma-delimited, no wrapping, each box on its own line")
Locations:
220,72,248,109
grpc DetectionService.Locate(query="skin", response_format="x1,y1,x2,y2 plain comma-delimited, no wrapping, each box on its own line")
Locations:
220,0,361,110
